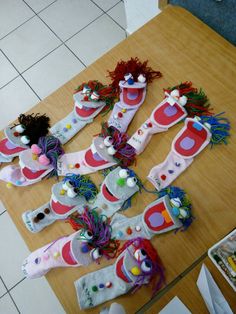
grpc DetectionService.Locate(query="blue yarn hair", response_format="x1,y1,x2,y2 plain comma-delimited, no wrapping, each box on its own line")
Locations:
63,174,98,201
199,112,230,146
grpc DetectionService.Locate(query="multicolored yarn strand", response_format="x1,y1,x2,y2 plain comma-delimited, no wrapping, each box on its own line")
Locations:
67,207,119,260
107,57,162,96
63,174,98,201
119,238,165,295
164,82,213,117
99,122,136,167
199,113,231,146
38,136,64,177
74,80,117,114
11,113,50,146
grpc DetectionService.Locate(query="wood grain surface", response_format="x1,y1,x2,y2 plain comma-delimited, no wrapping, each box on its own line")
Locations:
1,5,236,314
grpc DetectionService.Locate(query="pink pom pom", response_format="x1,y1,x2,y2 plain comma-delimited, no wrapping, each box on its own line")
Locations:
38,154,50,166
31,144,42,155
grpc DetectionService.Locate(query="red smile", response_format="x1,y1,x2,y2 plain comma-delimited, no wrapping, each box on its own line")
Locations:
123,88,144,106
116,256,132,283
102,183,119,202
153,101,186,126
51,199,75,215
75,105,98,117
21,167,47,180
0,138,26,155
84,148,108,167
61,241,78,265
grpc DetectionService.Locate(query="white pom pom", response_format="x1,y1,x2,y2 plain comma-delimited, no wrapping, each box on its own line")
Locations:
107,145,117,155
137,74,146,83
179,95,187,106
20,135,30,145
170,197,182,208
127,177,137,188
15,124,25,133
179,208,188,218
91,248,101,260
170,89,180,98
119,169,129,178
204,122,211,130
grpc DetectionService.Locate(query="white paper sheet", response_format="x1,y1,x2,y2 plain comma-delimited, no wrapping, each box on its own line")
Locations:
159,296,191,314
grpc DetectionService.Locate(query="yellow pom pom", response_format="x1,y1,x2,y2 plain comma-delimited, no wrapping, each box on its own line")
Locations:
66,124,71,129
60,189,66,195
131,266,141,276
121,108,127,113
6,182,13,189
53,252,60,259
32,153,38,160
68,164,74,169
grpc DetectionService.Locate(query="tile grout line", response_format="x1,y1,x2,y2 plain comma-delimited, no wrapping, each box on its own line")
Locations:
0,210,7,216
0,276,21,313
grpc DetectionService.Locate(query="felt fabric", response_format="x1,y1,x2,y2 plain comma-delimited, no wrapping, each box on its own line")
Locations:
128,93,188,154
147,118,211,190
111,195,183,240
0,154,13,163
22,231,94,279
0,165,34,186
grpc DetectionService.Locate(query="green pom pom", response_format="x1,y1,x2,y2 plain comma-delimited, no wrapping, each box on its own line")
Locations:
117,178,126,187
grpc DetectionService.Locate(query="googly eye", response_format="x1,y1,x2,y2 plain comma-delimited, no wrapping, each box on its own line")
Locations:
170,89,180,98
204,122,211,130
124,73,133,81
119,169,129,179
15,124,25,133
20,135,30,145
127,177,137,188
170,197,182,208
84,230,93,241
62,180,73,191
194,116,201,122
141,260,152,273
137,74,146,83
67,188,77,198
91,248,102,260
179,95,187,106
107,145,117,155
90,91,100,101
179,208,189,219
82,85,91,95
134,249,147,262
104,136,113,147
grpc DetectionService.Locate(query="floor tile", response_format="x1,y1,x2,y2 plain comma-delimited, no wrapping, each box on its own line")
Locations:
93,0,120,11
0,0,34,39
39,0,103,41
0,279,7,297
0,294,18,314
0,200,6,215
67,14,126,66
11,277,65,314
24,0,56,13
0,16,61,73
0,77,39,128
23,45,85,99
0,51,18,89
0,212,30,288
108,1,126,29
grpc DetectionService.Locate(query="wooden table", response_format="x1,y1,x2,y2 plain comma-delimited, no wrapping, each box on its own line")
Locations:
145,257,236,313
1,5,236,314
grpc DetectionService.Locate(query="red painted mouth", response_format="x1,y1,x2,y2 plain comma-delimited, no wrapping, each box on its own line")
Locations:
61,241,78,265
51,199,75,215
75,105,98,118
116,256,132,283
0,138,26,155
153,101,186,126
174,120,208,157
21,167,47,180
84,148,108,167
123,88,144,106
102,183,119,202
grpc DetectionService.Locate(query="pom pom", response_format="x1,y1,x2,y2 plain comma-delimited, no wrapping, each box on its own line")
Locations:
107,146,117,155
170,89,180,98
38,154,50,166
31,144,42,155
20,135,30,145
179,95,187,106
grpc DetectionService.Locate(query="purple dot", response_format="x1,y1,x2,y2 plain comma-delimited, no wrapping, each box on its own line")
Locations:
148,212,164,227
72,118,77,124
35,257,41,264
180,137,195,150
63,127,68,132
164,105,177,117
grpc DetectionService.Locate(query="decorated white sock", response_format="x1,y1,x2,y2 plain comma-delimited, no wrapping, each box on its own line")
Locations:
128,82,213,154
107,57,162,132
22,208,119,279
22,174,97,233
111,186,193,240
147,114,230,190
50,81,116,144
0,113,50,160
75,237,165,309
57,123,136,176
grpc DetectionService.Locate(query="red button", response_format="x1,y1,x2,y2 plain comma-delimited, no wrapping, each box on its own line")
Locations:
75,163,80,168
161,174,166,180
83,96,89,101
13,132,19,137
118,112,123,118
126,227,132,235
148,122,153,128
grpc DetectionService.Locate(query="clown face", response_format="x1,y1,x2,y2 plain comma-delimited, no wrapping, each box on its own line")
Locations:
119,74,146,107
74,89,105,120
100,167,139,204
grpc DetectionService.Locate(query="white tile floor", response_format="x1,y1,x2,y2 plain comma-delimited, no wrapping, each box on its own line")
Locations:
0,0,126,313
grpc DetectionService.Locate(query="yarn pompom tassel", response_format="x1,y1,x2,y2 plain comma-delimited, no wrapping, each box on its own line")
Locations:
67,207,120,260
62,174,98,201
200,113,231,146
107,57,162,96
164,82,213,117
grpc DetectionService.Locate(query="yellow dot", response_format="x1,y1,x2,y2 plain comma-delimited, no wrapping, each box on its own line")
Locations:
68,164,74,169
6,182,13,189
121,109,127,113
53,252,60,259
32,153,38,160
131,266,141,276
60,189,66,195
66,124,71,129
